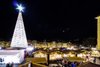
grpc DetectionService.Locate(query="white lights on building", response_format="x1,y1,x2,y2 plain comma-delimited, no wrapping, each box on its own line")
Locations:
26,46,34,52
0,50,25,64
91,47,97,51
91,50,100,57
34,52,47,58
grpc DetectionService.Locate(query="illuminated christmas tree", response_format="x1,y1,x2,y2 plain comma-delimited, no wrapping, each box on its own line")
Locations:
11,4,28,48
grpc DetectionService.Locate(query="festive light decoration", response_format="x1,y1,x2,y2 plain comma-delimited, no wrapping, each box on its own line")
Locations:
16,4,25,12
11,7,28,48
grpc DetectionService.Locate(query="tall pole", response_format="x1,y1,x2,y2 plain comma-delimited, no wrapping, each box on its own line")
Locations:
47,52,50,66
96,16,100,50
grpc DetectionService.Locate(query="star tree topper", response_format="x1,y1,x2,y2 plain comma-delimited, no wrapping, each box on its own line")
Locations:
16,4,25,12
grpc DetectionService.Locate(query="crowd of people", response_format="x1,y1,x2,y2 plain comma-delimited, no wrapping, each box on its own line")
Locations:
6,63,13,67
62,60,81,67
54,58,83,67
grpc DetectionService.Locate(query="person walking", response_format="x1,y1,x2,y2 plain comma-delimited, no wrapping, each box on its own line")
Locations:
93,57,96,63
71,62,76,67
6,63,10,67
64,60,68,67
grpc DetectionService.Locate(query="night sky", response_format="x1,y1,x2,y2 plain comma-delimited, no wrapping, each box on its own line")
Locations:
0,0,98,41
